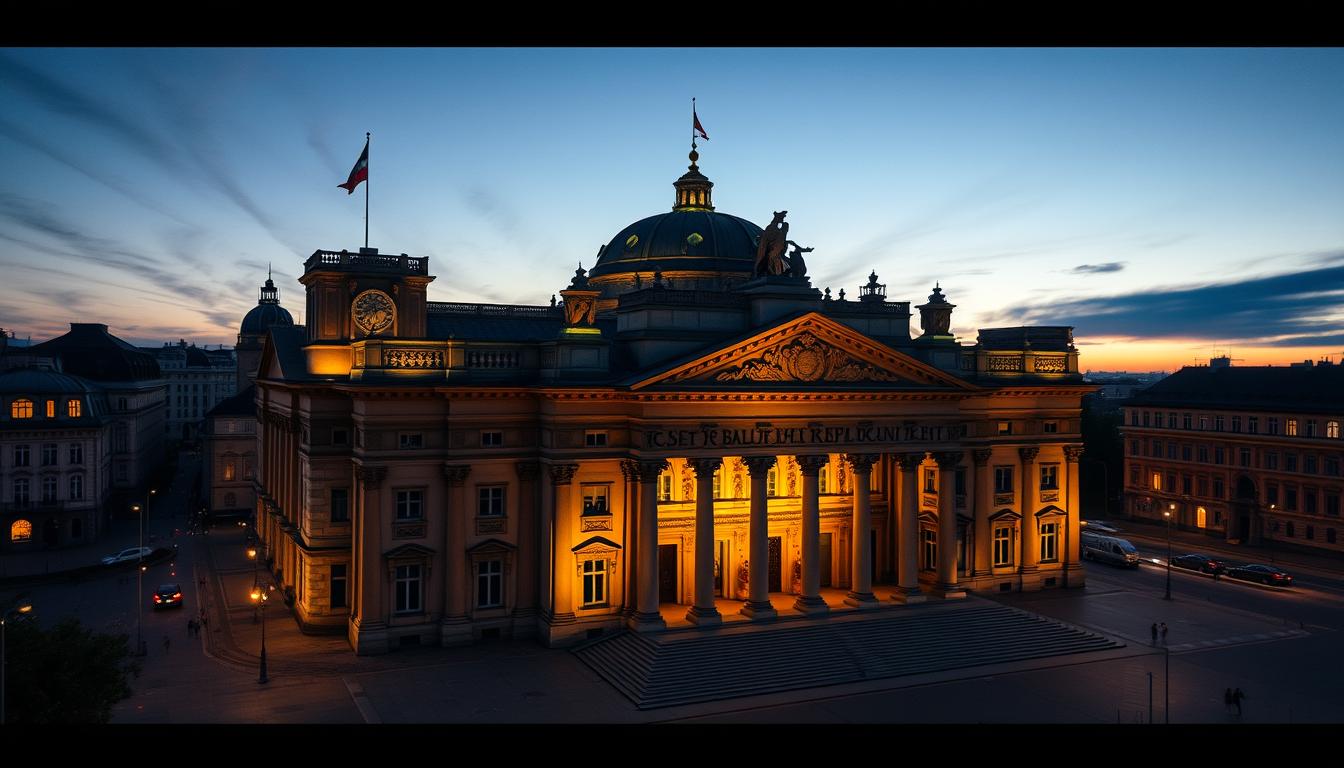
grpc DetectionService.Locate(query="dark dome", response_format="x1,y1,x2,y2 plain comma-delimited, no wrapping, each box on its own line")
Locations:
589,209,762,280
240,302,294,335
27,323,161,381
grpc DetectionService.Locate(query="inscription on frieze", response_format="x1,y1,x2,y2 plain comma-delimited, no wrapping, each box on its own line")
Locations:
644,422,967,450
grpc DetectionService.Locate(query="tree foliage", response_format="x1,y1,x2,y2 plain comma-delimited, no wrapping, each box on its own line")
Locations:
5,617,140,723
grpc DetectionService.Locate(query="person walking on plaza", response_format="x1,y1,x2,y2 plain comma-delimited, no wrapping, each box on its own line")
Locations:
162,634,171,654
186,617,195,637
1151,622,1158,645
1160,622,1168,644
1233,687,1245,715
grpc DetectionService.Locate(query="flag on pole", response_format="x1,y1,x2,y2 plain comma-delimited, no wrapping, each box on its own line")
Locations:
693,109,709,142
337,138,369,194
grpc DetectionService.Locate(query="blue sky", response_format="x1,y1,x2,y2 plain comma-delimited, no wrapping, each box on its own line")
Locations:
2,48,1342,370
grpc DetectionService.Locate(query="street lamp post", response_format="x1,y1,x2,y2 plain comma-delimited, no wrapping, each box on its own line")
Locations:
1164,503,1174,601
1,596,34,725
250,583,269,684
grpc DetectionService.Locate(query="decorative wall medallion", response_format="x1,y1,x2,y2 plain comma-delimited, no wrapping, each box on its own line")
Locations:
352,289,396,336
715,332,897,383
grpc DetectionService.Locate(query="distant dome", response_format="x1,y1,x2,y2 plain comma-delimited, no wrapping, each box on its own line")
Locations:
239,273,294,338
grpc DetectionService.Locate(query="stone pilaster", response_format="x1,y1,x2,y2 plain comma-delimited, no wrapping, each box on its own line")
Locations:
740,456,778,620
1063,445,1085,587
440,464,471,645
934,452,967,598
549,463,579,625
971,448,993,577
1019,446,1041,579
631,459,668,632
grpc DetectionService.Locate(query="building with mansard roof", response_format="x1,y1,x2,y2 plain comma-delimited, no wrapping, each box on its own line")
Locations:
252,149,1093,653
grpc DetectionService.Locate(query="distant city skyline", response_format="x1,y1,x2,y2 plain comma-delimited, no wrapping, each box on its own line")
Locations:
2,48,1342,371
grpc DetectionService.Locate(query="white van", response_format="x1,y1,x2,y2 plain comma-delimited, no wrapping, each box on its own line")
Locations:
1080,531,1140,569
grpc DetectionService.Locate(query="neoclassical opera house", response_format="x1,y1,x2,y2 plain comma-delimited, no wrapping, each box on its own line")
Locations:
254,149,1091,653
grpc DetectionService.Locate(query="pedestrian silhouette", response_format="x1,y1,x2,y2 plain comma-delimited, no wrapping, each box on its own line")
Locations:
186,618,194,637
1233,687,1245,715
1151,622,1158,645
1224,688,1233,713
1160,622,1168,644
162,634,171,654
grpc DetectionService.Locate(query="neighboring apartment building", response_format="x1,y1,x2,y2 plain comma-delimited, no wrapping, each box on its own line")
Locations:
1122,359,1344,554
143,340,236,443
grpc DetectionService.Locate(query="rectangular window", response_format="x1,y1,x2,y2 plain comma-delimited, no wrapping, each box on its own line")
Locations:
1152,472,1162,491
993,526,1013,567
14,478,30,505
477,560,503,608
1143,412,1151,427
1285,486,1298,511
1214,415,1225,432
1043,421,1058,434
998,421,1013,435
766,467,778,497
398,433,423,449
1166,443,1177,460
223,461,236,481
1152,439,1162,457
1266,483,1279,506
1153,411,1163,427
1197,445,1209,463
921,529,937,571
1039,522,1058,562
330,564,348,609
582,558,607,606
1197,476,1209,496
1166,472,1177,492
1325,492,1340,517
68,443,83,465
925,468,938,493
1214,447,1225,465
954,468,967,497
713,468,723,498
1129,465,1140,486
1129,411,1138,426
396,489,424,520
480,430,503,447
1240,448,1251,468
45,400,55,418
42,476,57,503
582,485,609,514
818,464,829,494
1285,453,1298,473
1304,490,1318,515
1130,439,1141,456
331,489,349,523
1183,413,1193,430
13,445,29,467
584,430,608,447
1306,420,1318,438
67,399,81,418
1040,464,1059,491
1167,413,1178,429
1212,477,1224,499
478,486,505,517
394,564,422,614
1181,444,1192,461
994,466,1013,494
1265,452,1279,471
1287,419,1299,437
1182,475,1192,495
69,474,83,501
1325,457,1341,477
1268,417,1280,435
1329,420,1341,439
1248,416,1259,434
41,444,58,466
1199,416,1209,431
658,473,673,502
1231,416,1241,433
1306,455,1319,475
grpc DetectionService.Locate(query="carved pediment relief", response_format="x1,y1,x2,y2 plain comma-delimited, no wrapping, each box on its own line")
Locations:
632,312,975,390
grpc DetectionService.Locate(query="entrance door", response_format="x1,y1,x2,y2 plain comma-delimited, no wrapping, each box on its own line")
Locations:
768,536,782,592
819,533,833,587
714,540,727,597
658,544,678,603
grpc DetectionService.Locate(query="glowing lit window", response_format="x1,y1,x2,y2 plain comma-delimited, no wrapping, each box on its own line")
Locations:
657,473,673,502
45,400,55,418
625,234,639,249
582,485,608,514
993,526,1013,566
712,468,722,499
224,460,236,481
1328,421,1341,439
1287,419,1298,436
10,398,33,419
767,467,778,497
1039,522,1058,561
1152,473,1162,490
818,464,829,494
67,399,81,417
686,232,704,246
582,558,607,606
10,519,33,542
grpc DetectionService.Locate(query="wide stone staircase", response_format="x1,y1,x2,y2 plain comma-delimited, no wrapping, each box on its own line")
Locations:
573,599,1122,709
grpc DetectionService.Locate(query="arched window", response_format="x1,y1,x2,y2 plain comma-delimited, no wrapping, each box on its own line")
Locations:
10,398,33,419
10,519,32,541
67,399,82,418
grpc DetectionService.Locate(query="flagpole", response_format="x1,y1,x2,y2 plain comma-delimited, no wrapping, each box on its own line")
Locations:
364,132,370,249
691,97,696,152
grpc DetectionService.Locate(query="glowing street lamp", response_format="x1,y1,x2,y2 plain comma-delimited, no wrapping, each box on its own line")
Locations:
250,583,269,684
1164,503,1175,601
1,596,34,725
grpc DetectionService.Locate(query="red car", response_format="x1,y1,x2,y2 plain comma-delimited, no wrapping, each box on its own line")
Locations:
153,583,184,609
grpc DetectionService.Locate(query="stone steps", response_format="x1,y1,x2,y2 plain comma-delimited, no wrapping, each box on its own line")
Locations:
573,601,1122,709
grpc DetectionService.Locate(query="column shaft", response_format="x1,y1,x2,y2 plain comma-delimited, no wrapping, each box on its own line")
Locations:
686,458,723,625
631,460,667,632
894,454,925,602
794,455,829,614
844,454,880,607
1020,447,1041,573
740,456,777,620
972,450,993,576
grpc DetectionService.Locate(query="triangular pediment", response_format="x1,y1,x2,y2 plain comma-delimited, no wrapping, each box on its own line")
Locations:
631,313,976,390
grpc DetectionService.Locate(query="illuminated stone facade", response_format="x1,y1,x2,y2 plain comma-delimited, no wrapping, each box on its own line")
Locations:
1121,362,1344,554
253,158,1092,652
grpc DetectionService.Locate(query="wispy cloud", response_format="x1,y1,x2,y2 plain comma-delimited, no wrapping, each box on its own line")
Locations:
1071,262,1126,274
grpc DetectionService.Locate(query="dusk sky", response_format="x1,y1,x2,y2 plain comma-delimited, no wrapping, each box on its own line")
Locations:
2,47,1342,372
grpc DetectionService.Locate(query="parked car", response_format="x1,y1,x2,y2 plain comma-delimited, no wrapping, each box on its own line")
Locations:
101,546,154,565
153,583,184,609
1081,520,1121,534
1224,563,1294,586
1171,553,1226,575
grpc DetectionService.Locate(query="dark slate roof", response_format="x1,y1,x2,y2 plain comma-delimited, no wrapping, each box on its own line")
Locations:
204,384,256,419
0,366,97,395
590,209,763,279
427,305,612,342
1128,365,1344,415
240,302,295,335
266,326,312,380
977,326,1075,352
0,366,108,429
28,324,161,381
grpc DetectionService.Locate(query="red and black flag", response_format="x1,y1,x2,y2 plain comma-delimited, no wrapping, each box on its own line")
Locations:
337,137,369,194
693,108,709,141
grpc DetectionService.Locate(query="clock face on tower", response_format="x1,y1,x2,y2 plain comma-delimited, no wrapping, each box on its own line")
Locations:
351,289,396,336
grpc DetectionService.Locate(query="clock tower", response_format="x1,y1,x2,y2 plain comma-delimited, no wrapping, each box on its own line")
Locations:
299,247,435,343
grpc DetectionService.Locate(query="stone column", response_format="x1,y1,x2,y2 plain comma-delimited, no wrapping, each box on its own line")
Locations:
352,465,387,653
686,457,723,625
619,460,639,619
549,463,579,625
893,453,926,603
1019,446,1041,578
631,459,667,632
740,456,778,620
1064,446,1085,587
514,461,541,618
794,455,830,615
844,453,881,608
934,452,967,598
972,449,993,577
441,464,471,629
